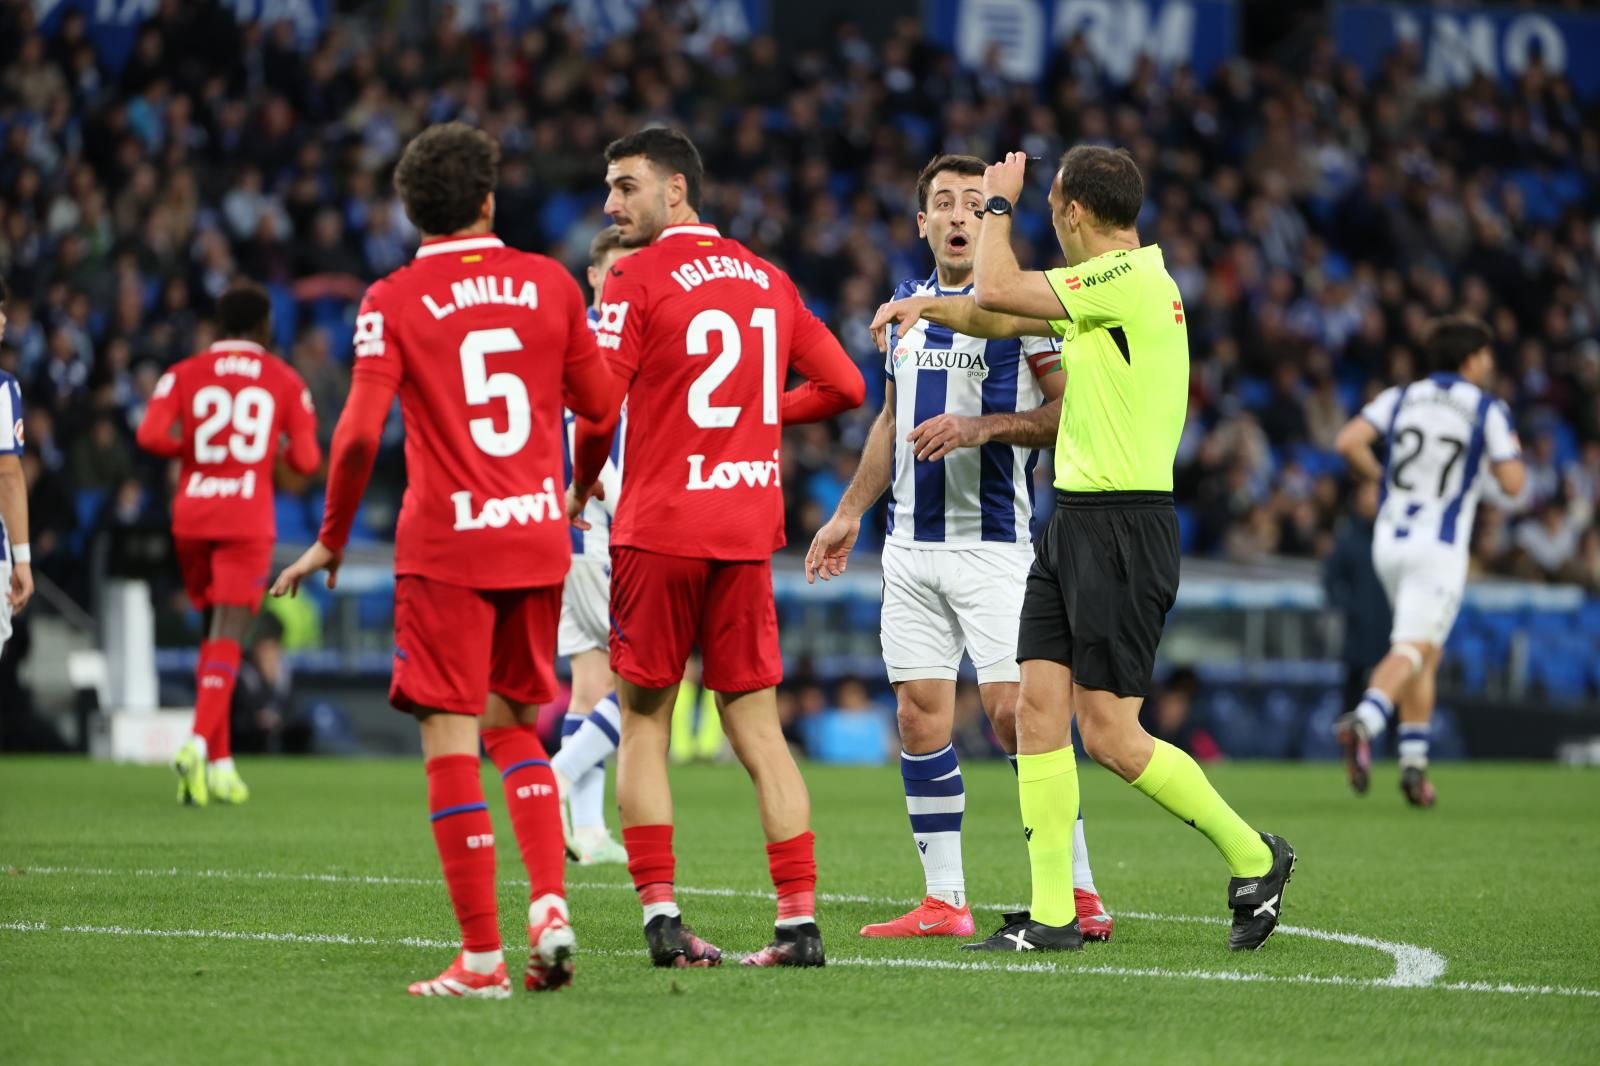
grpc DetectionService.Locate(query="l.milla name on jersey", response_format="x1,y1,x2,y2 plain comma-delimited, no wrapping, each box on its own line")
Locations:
421,276,540,319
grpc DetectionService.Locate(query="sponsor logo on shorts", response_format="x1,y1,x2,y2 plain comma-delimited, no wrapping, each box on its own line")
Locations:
685,451,781,491
465,834,495,849
516,783,554,800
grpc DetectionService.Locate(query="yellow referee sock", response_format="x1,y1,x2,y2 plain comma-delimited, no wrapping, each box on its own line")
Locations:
1017,747,1079,928
1132,740,1272,877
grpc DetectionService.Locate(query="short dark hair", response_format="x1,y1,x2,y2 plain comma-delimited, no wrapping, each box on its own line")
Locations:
588,225,627,267
604,128,704,209
217,280,272,341
1425,315,1492,373
915,154,987,212
394,122,500,236
1056,145,1144,229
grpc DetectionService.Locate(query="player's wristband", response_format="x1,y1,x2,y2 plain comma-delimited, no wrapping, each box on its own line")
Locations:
10,543,30,564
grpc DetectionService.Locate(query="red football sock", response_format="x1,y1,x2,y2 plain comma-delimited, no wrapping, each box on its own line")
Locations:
481,725,565,903
767,831,817,922
425,754,500,953
623,824,676,907
193,638,241,760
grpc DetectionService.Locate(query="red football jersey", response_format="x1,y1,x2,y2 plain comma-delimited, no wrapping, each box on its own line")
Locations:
587,224,863,560
341,235,603,589
137,339,320,541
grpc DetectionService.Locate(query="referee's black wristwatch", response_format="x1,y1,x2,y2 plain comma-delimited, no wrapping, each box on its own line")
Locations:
978,195,1013,219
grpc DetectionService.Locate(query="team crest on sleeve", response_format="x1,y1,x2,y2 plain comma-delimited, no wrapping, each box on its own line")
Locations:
354,311,386,357
12,420,22,445
301,387,315,412
153,372,176,398
596,301,629,350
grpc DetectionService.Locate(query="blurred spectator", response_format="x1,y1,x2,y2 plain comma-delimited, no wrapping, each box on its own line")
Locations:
1513,496,1587,583
1141,668,1221,762
1324,480,1392,710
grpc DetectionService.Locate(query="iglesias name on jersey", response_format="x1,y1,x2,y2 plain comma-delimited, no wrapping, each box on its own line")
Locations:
885,274,1060,549
562,306,624,560
142,341,320,541
351,235,601,588
1361,372,1520,551
0,370,23,560
592,224,845,560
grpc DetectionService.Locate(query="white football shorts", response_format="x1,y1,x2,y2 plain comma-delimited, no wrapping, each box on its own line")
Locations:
1372,535,1467,647
558,556,611,658
880,541,1033,685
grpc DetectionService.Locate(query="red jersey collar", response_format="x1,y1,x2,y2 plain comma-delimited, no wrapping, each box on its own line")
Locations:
657,224,721,241
209,340,266,355
416,234,505,259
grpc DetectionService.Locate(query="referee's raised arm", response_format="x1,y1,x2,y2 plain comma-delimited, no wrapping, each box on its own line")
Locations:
969,153,1069,320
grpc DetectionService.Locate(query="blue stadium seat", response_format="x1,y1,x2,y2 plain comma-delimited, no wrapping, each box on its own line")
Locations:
1236,376,1271,411
539,194,585,240
806,710,892,765
1444,633,1490,692
274,492,313,544
69,489,109,555
266,284,299,352
1527,635,1591,701
1175,504,1198,554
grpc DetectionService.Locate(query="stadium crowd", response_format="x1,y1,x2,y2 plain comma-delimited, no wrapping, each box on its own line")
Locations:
2,0,1599,622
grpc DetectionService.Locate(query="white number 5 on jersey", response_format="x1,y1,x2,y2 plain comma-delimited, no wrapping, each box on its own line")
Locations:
460,327,532,457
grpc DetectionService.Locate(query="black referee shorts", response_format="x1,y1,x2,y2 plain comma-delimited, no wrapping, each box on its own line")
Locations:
1016,491,1180,698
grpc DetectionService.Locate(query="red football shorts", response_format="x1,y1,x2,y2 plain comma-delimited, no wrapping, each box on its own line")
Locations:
391,575,562,715
609,546,782,692
174,537,273,612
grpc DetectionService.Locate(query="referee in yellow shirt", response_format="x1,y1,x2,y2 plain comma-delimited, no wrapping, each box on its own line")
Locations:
873,146,1295,953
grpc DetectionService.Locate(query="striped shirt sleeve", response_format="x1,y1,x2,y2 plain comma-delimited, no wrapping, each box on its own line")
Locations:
0,374,22,455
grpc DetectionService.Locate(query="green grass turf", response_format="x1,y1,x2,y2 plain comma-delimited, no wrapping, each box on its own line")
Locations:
2,757,1598,1065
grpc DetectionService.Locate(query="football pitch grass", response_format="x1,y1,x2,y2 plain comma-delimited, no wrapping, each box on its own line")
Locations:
3,757,1597,1065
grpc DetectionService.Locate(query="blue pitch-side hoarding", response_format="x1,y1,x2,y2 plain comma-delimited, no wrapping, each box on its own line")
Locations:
925,0,1236,85
1334,3,1600,98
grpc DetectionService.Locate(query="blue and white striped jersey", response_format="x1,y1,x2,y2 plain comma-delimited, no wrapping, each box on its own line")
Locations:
0,370,23,562
561,308,624,561
884,274,1060,549
1361,373,1520,553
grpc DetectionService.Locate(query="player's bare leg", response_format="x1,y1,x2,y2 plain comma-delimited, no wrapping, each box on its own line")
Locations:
480,694,573,990
1395,646,1442,808
175,604,255,806
1336,641,1430,795
861,679,977,938
409,710,509,998
717,686,824,967
980,679,1112,940
617,678,722,968
553,648,625,862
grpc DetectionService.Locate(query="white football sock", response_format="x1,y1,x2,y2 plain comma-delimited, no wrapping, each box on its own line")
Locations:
1397,723,1431,770
642,901,680,926
902,745,965,908
461,948,503,975
553,695,622,782
1354,689,1393,738
1071,812,1097,894
568,765,607,831
211,756,235,773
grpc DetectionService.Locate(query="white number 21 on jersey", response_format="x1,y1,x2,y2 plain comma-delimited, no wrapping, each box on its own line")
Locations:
686,308,777,429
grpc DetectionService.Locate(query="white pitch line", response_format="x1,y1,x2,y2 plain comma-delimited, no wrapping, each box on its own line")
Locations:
2,861,1442,987
1,918,1594,1000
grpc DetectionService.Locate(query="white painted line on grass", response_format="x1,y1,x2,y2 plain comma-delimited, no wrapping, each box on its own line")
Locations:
2,861,1442,987
1,918,1594,1000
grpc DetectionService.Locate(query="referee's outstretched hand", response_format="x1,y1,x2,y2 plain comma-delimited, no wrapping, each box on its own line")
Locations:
805,512,860,584
869,297,933,354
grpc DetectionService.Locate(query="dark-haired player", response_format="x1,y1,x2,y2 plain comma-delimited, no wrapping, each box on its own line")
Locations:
876,148,1294,953
808,154,1112,941
274,123,613,998
571,128,865,968
1334,316,1525,806
138,280,320,806
0,276,33,658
